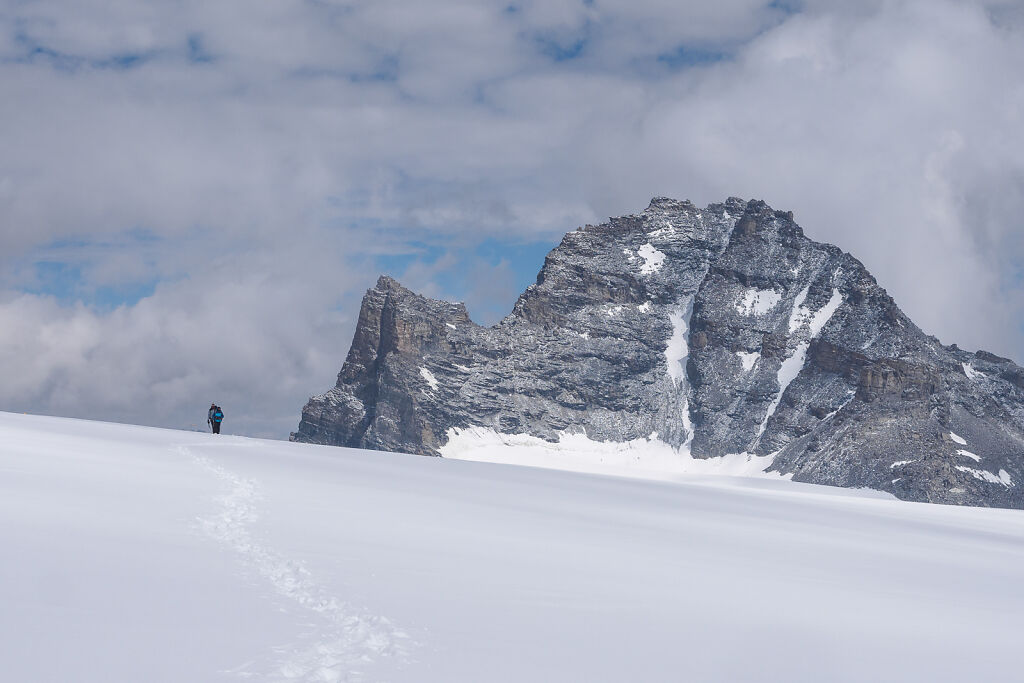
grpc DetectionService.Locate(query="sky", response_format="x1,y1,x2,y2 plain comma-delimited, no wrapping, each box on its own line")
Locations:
1,0,1023,438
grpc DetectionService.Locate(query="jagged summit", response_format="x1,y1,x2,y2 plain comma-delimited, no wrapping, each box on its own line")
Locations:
293,197,1024,508
374,274,404,291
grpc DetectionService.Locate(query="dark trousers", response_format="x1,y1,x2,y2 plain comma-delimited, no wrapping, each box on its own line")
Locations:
212,421,221,434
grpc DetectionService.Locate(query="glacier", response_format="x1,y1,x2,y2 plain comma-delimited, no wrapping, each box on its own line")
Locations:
4,411,1024,682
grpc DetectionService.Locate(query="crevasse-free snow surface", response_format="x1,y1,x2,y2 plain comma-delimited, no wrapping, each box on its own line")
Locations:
293,197,1024,509
5,411,1024,682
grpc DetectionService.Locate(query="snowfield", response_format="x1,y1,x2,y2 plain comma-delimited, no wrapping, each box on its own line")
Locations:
3,412,1024,682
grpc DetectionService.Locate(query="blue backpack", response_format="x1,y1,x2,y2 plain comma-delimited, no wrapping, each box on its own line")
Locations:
213,408,223,423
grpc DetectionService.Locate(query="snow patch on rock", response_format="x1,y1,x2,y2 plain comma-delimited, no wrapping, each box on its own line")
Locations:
666,299,696,447
637,243,666,275
809,289,844,336
419,367,439,391
787,287,811,332
787,287,842,336
955,465,1013,487
757,345,810,440
950,432,968,445
665,302,692,387
957,449,982,463
757,289,845,441
737,351,760,372
963,363,983,380
821,392,856,422
647,221,677,239
736,288,782,316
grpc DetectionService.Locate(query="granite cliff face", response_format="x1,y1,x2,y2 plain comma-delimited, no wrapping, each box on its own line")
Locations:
292,197,1024,508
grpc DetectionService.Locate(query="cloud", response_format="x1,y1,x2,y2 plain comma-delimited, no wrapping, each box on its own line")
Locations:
0,232,362,438
1,0,1023,436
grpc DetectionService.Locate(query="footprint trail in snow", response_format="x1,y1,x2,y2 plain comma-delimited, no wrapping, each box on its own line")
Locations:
180,445,410,682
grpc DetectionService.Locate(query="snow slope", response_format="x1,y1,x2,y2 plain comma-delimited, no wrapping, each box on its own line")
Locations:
3,412,1024,682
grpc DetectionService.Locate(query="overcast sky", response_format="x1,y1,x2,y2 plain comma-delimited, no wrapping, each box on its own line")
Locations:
2,0,1023,438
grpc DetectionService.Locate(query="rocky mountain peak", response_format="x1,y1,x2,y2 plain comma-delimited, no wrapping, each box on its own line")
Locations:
293,197,1024,509
374,274,408,293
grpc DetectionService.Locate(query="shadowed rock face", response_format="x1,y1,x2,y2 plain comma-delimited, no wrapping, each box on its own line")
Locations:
292,197,1024,508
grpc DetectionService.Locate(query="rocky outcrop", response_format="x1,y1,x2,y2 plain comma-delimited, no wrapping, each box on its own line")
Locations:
292,197,1024,508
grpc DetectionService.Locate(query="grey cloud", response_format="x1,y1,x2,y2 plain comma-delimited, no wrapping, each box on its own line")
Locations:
0,233,367,438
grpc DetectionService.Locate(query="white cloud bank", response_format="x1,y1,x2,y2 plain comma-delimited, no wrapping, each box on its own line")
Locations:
1,0,1023,435
0,238,358,437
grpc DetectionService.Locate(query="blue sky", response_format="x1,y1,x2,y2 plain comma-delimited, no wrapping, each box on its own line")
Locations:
1,0,1023,437
374,237,556,324
15,229,166,310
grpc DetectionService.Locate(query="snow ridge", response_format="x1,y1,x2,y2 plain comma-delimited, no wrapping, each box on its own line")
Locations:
183,446,409,682
440,427,783,481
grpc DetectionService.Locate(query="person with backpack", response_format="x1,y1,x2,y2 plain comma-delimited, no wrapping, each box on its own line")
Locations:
208,403,224,434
